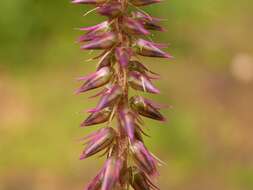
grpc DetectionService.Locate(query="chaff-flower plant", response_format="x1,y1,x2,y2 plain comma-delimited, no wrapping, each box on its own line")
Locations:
73,0,171,189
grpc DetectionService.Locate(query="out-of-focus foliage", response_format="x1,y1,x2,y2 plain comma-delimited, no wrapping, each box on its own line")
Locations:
0,1,253,190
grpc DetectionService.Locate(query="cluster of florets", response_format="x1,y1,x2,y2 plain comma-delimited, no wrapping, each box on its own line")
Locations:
72,0,171,189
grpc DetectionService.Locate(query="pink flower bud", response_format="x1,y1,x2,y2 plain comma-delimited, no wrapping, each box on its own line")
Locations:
80,127,116,159
79,21,110,32
81,32,117,50
128,71,160,94
141,20,164,31
72,0,107,5
130,96,164,121
132,12,164,31
90,85,123,112
122,16,149,35
102,157,123,190
78,32,103,43
131,141,158,176
98,2,123,17
76,66,114,93
81,107,112,127
135,39,172,58
130,0,161,6
133,11,162,23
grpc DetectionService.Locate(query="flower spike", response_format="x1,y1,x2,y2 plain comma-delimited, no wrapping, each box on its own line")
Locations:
73,0,171,189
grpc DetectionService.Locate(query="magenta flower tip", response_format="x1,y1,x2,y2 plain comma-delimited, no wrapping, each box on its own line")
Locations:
72,0,105,5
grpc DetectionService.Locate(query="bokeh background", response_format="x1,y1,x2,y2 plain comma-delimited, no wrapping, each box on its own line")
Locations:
0,0,253,190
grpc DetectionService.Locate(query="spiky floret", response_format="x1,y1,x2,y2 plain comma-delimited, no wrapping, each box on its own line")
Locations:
72,0,171,189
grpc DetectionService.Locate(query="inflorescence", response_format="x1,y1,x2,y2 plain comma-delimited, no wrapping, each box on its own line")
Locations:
72,0,171,189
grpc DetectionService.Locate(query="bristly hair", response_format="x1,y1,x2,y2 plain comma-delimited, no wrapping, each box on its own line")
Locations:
72,0,172,189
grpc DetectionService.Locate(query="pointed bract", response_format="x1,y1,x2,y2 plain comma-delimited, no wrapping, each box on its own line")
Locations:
123,16,150,35
77,66,114,93
81,32,117,50
72,0,106,4
79,21,110,32
91,85,123,112
128,71,160,94
132,12,164,31
128,60,160,76
131,167,159,190
130,96,164,121
98,2,123,17
135,39,172,58
131,141,158,176
80,127,115,159
102,157,123,190
78,32,104,43
133,11,163,23
81,107,112,127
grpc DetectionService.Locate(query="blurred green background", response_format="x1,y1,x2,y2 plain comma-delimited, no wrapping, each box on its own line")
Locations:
0,0,253,190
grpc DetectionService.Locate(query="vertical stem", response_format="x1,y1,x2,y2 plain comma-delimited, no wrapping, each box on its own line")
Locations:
110,2,131,188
